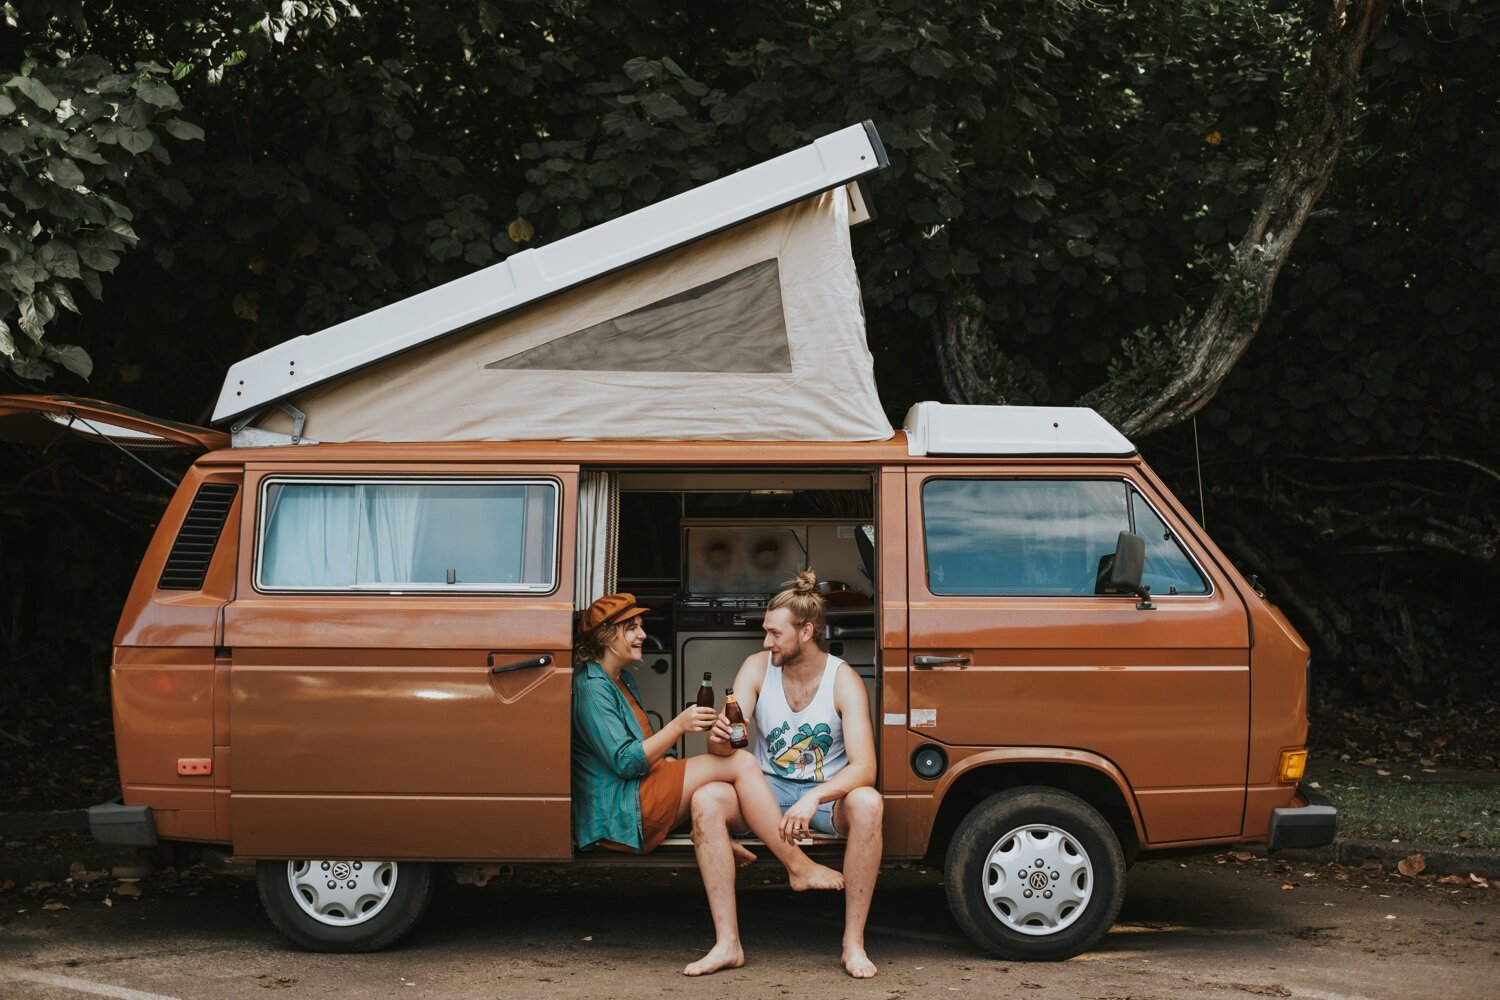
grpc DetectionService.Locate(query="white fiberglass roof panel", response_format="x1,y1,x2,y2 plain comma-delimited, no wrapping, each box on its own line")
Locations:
903,402,1135,457
214,122,887,426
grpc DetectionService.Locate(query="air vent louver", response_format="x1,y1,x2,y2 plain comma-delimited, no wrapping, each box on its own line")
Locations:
157,483,238,590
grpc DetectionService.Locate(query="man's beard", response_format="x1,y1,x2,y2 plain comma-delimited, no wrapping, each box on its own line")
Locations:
777,641,812,669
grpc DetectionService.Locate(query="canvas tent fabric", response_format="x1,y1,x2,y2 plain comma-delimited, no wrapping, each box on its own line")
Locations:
251,187,892,443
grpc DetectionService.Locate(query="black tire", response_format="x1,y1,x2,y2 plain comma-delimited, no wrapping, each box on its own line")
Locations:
256,859,434,953
944,787,1125,961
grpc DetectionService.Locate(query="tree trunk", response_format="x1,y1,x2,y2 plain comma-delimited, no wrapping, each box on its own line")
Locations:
933,299,1005,405
1081,0,1391,438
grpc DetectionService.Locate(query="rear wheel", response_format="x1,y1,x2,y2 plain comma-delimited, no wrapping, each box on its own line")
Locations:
256,859,434,952
945,787,1125,960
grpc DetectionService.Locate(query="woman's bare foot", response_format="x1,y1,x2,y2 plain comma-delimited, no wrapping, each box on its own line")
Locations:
788,861,844,891
842,943,877,978
683,940,745,976
731,841,757,867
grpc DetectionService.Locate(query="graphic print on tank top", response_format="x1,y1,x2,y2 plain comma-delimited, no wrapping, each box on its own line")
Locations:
755,652,848,782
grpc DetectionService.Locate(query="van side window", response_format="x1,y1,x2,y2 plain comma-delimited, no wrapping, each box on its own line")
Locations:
257,479,557,593
922,479,1128,595
921,479,1209,597
1129,491,1209,596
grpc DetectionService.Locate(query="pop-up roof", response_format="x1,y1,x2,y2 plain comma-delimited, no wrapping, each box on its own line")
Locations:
216,123,894,445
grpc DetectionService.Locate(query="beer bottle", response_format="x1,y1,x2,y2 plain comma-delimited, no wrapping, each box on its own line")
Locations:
725,688,749,749
695,672,715,708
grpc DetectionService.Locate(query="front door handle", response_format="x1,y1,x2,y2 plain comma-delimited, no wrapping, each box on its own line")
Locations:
489,654,553,674
913,655,969,668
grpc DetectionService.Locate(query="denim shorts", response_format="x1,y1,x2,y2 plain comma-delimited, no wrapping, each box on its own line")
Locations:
765,773,841,836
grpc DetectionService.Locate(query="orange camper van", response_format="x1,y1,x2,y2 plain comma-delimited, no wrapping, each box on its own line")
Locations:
0,123,1334,960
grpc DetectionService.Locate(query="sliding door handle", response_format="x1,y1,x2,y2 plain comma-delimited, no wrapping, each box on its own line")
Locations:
913,655,969,668
489,654,553,674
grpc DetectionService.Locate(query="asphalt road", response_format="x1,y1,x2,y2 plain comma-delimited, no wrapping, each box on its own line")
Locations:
1,855,1496,1000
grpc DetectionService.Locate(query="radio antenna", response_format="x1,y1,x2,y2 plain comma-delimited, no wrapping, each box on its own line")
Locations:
1192,415,1206,529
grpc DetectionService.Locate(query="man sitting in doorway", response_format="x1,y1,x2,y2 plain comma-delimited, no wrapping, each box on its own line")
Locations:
686,569,883,979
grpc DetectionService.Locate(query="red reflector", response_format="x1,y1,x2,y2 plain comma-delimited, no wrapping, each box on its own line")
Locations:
177,758,212,776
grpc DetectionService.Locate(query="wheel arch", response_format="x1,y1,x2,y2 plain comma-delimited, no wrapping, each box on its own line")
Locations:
921,750,1144,866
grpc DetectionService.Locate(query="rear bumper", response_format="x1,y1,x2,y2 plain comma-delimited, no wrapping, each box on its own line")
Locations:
89,798,158,847
1268,783,1338,852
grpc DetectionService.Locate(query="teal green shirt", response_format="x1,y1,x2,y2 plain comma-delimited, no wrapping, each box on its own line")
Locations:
571,661,673,852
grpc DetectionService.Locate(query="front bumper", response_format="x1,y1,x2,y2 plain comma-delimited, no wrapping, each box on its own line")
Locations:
88,798,158,847
1268,783,1338,851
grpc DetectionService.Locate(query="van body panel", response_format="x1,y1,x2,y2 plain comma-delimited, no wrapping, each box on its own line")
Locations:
903,745,1145,858
874,466,911,853
220,466,577,858
228,795,568,861
85,433,1319,869
112,647,216,787
1134,463,1312,839
111,467,241,834
0,393,228,451
904,466,1251,846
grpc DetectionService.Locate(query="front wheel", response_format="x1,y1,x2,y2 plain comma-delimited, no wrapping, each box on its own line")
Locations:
945,787,1125,961
256,859,434,952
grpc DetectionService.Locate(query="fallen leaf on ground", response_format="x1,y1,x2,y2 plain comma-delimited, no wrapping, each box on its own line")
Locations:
1397,853,1427,877
1227,851,1256,862
1458,829,1472,840
113,882,141,897
102,897,112,907
43,902,68,911
1281,882,1297,891
1470,873,1490,888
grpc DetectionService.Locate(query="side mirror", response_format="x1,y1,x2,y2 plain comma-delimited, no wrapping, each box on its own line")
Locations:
1098,531,1155,610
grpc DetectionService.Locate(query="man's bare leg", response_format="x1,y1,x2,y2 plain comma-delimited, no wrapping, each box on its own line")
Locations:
680,753,843,892
684,782,747,977
833,786,884,978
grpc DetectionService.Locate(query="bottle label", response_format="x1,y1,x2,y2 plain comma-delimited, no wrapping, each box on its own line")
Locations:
728,723,746,743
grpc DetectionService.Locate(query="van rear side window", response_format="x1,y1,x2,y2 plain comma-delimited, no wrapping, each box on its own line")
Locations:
921,478,1208,596
256,479,558,593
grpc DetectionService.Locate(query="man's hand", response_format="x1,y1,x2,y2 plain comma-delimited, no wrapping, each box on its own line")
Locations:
707,712,732,747
779,791,821,843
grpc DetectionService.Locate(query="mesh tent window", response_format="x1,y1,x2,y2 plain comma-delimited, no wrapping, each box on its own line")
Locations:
486,260,790,373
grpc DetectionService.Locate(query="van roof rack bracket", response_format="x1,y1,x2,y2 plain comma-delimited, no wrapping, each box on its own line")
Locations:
231,402,317,448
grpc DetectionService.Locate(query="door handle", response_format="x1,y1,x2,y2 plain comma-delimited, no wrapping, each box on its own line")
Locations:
913,655,969,668
489,654,553,674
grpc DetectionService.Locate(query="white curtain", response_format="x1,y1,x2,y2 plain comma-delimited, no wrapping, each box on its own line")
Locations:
261,484,361,587
262,483,427,587
575,472,619,607
358,484,425,583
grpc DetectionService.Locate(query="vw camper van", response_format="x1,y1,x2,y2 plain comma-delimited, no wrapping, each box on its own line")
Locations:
0,123,1334,960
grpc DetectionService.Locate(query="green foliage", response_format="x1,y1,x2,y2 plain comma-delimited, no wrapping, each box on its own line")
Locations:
0,39,203,379
0,0,1494,699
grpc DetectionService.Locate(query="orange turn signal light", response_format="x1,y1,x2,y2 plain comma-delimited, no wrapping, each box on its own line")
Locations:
1276,749,1308,784
177,757,212,776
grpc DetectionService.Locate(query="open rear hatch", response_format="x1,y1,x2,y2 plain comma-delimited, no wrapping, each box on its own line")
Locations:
0,394,227,453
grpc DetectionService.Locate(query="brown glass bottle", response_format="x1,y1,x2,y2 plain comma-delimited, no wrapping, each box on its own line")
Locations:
695,672,715,708
724,688,749,749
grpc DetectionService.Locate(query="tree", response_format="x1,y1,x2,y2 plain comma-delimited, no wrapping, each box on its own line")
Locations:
0,0,1494,699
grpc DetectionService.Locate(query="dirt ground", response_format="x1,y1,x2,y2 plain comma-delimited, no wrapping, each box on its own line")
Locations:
2,849,1498,1000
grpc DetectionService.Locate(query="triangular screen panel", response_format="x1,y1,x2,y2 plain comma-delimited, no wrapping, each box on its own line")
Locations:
486,260,791,373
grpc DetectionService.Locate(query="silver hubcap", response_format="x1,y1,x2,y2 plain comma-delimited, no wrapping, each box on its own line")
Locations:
981,823,1092,936
286,860,398,927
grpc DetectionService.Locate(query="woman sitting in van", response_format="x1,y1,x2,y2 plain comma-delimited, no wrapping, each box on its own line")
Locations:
572,593,844,887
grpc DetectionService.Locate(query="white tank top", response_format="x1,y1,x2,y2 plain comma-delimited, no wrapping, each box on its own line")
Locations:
753,651,848,783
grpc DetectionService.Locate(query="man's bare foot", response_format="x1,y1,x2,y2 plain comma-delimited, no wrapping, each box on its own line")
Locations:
788,862,844,892
842,944,877,979
731,841,757,867
683,941,745,976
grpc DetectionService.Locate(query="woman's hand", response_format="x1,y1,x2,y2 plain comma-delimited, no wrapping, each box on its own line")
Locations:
671,705,718,738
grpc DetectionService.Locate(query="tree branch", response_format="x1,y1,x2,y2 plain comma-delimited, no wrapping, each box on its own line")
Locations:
1080,0,1392,437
